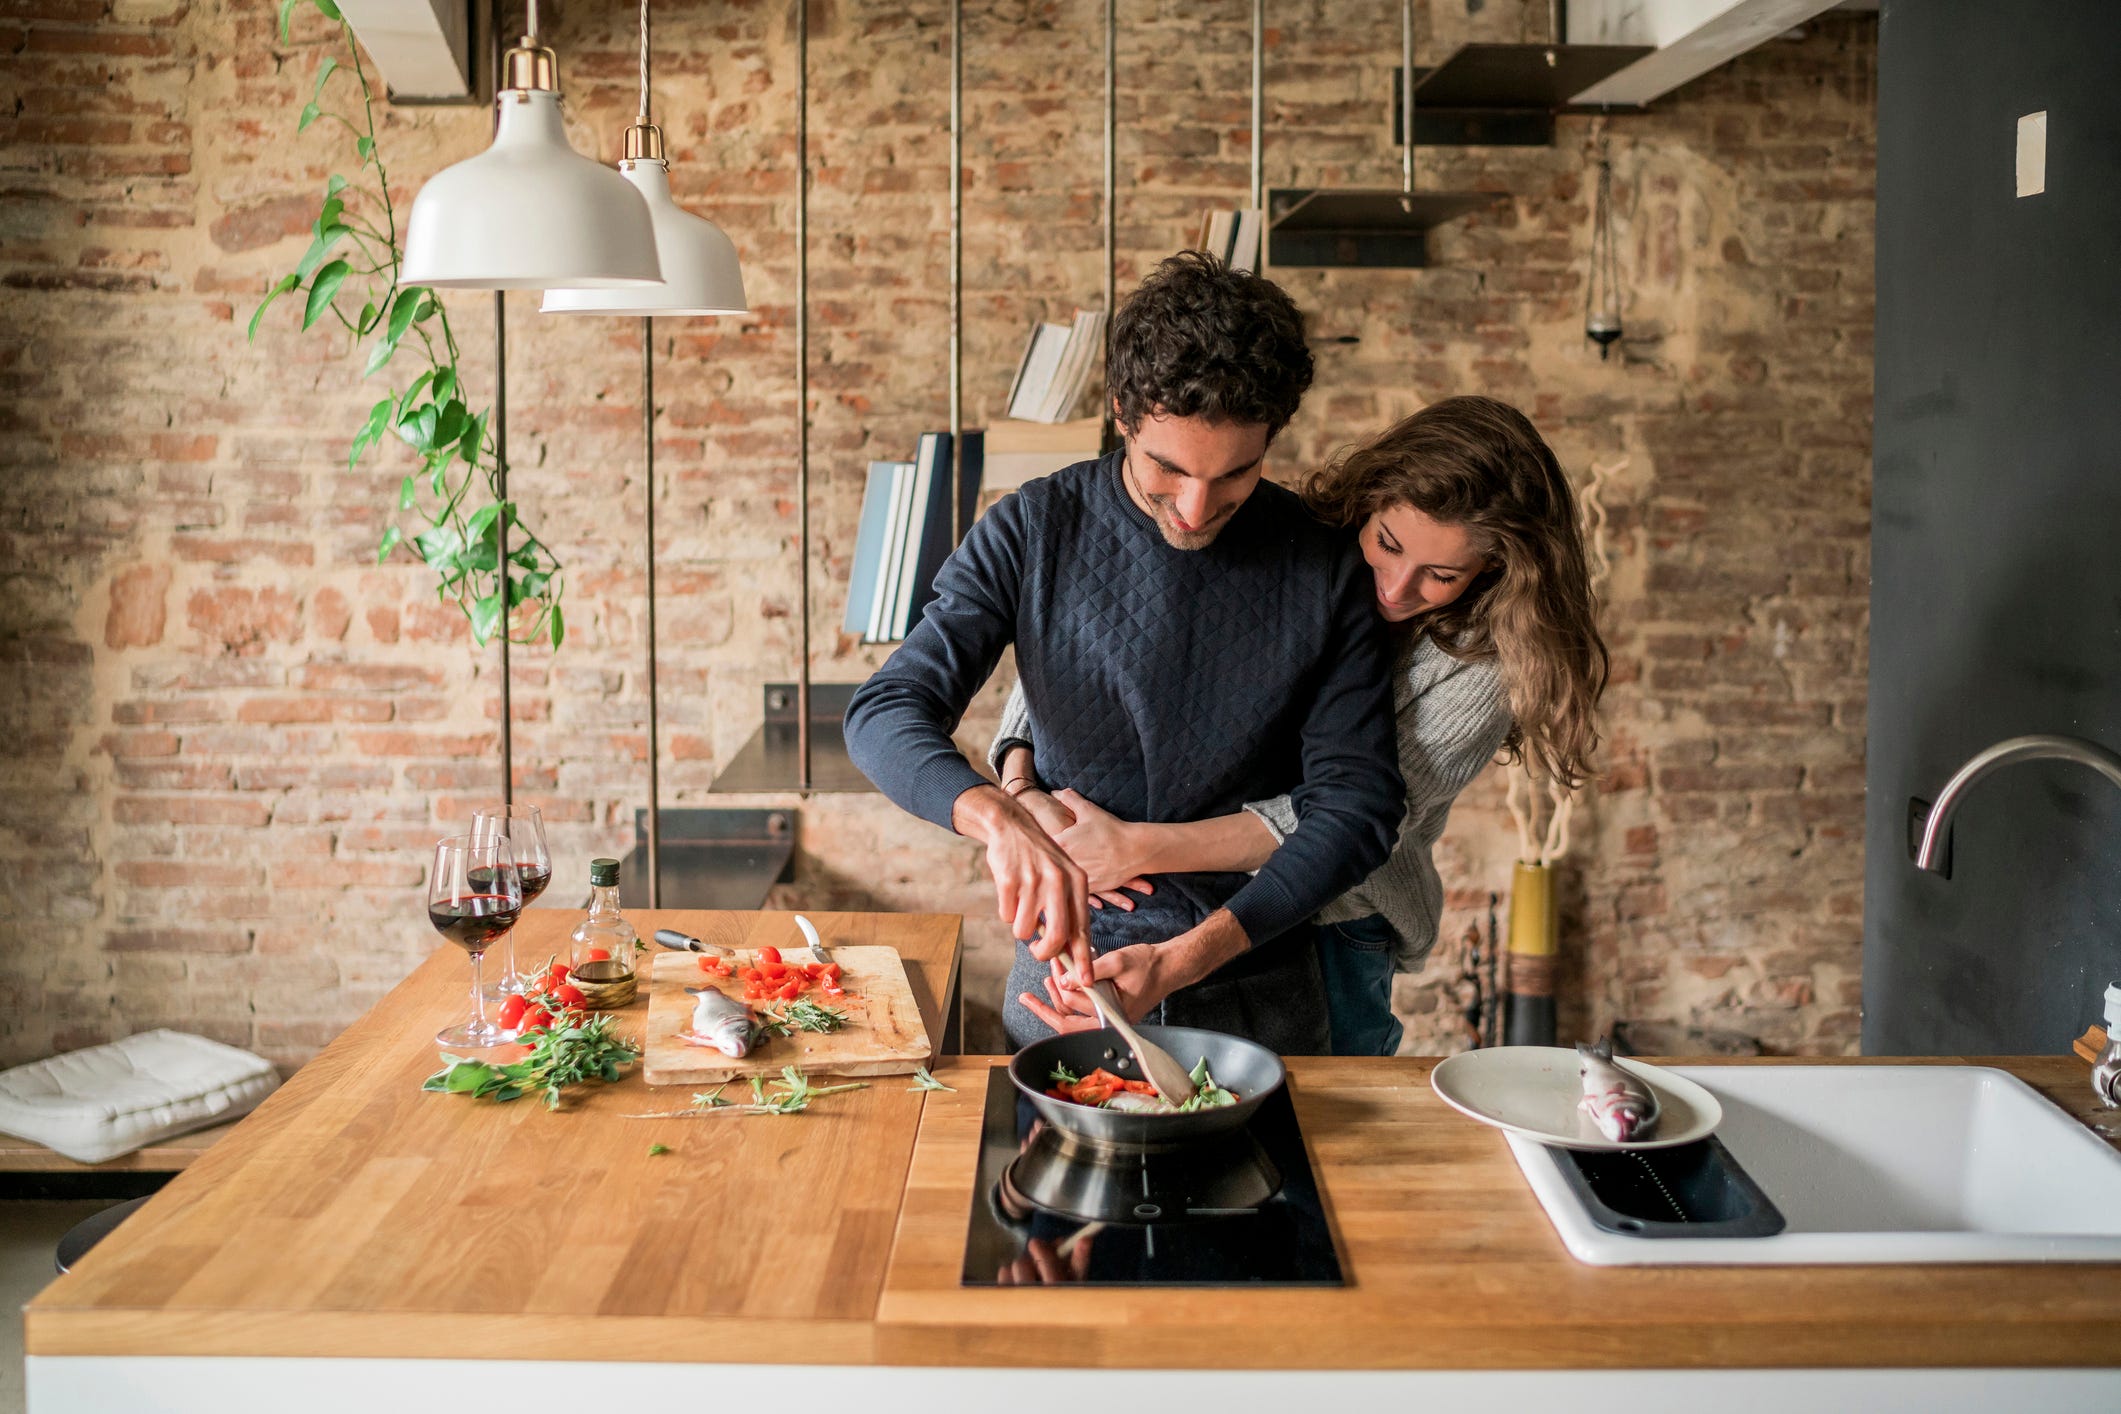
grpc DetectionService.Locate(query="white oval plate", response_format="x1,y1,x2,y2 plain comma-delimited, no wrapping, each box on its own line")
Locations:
1430,1046,1723,1151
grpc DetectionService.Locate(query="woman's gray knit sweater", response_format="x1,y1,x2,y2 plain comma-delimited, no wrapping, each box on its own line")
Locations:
993,630,1511,972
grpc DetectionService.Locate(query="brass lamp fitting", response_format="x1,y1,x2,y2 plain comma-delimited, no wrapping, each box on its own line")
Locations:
622,123,666,165
501,38,558,94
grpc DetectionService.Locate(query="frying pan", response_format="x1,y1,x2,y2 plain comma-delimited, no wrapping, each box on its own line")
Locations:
1009,1024,1286,1147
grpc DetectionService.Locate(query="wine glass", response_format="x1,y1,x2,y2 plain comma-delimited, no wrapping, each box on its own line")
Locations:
428,833,522,1049
471,804,551,1000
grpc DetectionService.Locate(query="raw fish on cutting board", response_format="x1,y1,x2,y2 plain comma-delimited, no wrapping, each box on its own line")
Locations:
641,947,933,1086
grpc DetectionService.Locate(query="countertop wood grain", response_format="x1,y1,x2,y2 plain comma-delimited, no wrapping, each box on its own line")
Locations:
27,914,2121,1369
26,908,961,1362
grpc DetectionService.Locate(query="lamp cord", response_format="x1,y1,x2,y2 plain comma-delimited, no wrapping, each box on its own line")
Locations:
526,0,538,43
638,0,651,123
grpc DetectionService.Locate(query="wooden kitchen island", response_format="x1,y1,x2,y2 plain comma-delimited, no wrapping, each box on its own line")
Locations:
23,908,2121,1412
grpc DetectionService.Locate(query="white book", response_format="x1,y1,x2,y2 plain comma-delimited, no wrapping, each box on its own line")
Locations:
842,460,898,637
866,461,915,641
1230,208,1262,273
1007,322,1072,422
888,435,943,641
1040,309,1106,424
1205,209,1237,264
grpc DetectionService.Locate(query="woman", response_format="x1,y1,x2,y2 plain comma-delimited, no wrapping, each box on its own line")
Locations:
996,395,1608,1055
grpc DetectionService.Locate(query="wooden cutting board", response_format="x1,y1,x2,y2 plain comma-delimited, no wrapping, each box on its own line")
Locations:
641,946,934,1086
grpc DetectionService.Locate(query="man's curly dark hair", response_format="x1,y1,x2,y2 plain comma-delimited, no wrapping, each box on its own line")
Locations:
1106,251,1314,439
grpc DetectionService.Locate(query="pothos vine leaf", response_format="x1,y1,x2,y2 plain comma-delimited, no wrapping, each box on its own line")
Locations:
251,0,565,648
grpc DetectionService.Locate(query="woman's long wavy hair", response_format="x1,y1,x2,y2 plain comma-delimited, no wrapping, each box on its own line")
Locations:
1302,396,1610,789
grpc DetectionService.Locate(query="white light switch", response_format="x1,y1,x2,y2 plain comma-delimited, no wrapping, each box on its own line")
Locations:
2017,111,2047,197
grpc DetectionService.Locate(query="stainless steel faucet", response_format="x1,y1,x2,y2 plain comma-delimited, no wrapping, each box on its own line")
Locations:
1913,734,2121,1109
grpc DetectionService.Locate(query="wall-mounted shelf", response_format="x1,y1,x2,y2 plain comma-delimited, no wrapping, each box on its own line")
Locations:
1266,187,1502,269
707,683,874,794
1396,44,1655,145
616,808,796,910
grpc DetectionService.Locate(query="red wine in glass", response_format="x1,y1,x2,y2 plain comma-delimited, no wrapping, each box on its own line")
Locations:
428,893,522,952
471,805,551,999
430,833,521,1049
516,864,552,905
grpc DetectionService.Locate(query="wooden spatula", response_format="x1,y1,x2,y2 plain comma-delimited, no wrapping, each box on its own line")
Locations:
1079,977,1198,1105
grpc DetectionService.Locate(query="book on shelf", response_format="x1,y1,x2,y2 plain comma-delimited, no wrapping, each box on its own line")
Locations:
982,415,1105,490
844,432,986,643
865,461,917,642
843,460,905,638
1005,309,1106,424
1195,207,1262,273
899,430,984,639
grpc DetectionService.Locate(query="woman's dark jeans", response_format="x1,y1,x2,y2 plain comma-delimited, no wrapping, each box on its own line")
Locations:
1316,912,1404,1057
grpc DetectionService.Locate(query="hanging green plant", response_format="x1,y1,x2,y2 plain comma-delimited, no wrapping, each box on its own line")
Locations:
252,0,564,649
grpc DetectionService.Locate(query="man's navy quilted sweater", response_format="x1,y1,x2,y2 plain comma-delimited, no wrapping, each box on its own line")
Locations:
843,452,1405,955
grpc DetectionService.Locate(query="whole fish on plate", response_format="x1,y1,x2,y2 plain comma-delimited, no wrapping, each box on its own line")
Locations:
679,985,757,1058
1577,1037,1660,1142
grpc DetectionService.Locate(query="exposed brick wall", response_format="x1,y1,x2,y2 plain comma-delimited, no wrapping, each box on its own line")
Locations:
0,1,1873,1069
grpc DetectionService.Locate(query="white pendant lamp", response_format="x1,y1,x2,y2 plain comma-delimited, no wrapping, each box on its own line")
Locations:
401,1,661,290
542,2,748,315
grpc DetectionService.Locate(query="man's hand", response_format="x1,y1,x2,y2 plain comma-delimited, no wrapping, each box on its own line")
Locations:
953,784,1091,981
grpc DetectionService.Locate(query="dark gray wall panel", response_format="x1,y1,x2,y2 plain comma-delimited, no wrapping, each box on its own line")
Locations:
1865,0,2121,1053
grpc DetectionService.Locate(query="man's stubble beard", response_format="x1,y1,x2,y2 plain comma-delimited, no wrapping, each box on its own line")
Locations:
1122,452,1235,551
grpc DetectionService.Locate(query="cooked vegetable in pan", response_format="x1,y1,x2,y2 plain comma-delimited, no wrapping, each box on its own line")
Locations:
1045,1058,1237,1115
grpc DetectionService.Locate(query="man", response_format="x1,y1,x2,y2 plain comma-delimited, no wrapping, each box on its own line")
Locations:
844,252,1403,1053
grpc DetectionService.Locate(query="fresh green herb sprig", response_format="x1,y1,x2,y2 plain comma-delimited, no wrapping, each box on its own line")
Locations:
756,1000,850,1038
625,1068,866,1120
749,1066,869,1114
1049,1062,1081,1085
907,1067,955,1093
423,1012,641,1110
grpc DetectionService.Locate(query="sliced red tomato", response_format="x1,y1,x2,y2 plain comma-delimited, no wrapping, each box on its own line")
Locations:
756,946,782,965
822,985,845,998
820,963,842,985
776,980,801,1001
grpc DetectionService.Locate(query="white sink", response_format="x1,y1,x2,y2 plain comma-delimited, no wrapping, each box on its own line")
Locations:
1509,1065,2121,1265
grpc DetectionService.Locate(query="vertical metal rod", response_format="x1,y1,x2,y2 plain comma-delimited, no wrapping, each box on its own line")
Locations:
642,316,661,907
1401,0,1415,196
1250,0,1263,212
484,5,513,811
948,0,963,546
794,0,812,794
494,290,512,808
1102,0,1116,448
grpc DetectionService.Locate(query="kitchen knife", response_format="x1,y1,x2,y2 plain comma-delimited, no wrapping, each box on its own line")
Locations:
653,928,734,959
793,914,832,966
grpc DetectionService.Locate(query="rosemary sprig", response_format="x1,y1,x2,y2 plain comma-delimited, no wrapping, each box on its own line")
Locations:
691,1084,731,1109
907,1067,955,1092
755,1000,851,1038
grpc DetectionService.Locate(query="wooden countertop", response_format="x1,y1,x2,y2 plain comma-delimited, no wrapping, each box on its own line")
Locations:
26,908,961,1362
880,1056,2121,1371
27,912,2121,1370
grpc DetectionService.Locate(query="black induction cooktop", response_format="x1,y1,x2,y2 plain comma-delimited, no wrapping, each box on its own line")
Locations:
960,1066,1345,1287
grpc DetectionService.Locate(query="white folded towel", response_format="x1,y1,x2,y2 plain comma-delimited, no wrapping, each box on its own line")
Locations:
0,1030,280,1164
